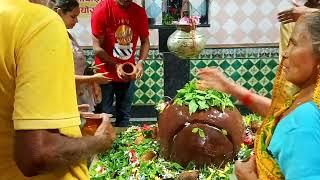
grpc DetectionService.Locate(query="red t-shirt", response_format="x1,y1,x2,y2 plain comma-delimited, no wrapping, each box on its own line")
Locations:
91,0,149,82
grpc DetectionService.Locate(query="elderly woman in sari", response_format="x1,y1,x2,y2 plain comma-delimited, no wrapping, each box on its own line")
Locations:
197,12,320,179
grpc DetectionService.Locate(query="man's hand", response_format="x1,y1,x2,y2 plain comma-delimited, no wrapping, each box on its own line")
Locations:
135,60,144,79
94,113,116,151
278,0,319,24
78,104,91,113
116,64,130,81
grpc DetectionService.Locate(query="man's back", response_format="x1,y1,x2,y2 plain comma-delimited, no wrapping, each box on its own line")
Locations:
0,0,86,179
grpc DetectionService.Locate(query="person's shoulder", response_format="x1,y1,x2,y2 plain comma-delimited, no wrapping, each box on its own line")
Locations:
130,2,146,12
1,1,58,22
94,0,107,10
293,101,320,128
297,101,320,114
24,3,63,25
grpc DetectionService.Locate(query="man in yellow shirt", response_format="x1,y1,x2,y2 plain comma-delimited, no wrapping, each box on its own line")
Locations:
277,0,320,60
0,0,115,179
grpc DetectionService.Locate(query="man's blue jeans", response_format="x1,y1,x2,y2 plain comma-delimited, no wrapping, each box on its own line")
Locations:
98,81,135,127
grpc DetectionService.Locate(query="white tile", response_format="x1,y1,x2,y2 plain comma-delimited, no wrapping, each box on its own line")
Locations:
257,36,272,43
209,1,220,17
222,19,238,34
240,36,254,43
277,0,292,12
224,1,239,17
259,1,275,15
258,18,273,33
240,18,255,33
241,0,257,16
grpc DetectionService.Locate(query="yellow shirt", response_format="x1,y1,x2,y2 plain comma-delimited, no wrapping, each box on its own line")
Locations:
0,0,89,179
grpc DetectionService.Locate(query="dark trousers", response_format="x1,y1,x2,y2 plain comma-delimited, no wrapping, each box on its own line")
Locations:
96,81,135,127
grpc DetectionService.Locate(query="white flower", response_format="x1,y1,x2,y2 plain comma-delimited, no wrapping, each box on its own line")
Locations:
95,166,102,172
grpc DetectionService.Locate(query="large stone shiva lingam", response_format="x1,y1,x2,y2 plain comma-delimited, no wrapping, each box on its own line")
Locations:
167,16,206,59
158,81,245,167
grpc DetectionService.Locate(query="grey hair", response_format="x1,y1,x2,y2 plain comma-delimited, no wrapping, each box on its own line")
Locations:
304,11,320,57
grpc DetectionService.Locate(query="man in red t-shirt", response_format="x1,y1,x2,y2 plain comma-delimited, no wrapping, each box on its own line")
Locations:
91,0,150,127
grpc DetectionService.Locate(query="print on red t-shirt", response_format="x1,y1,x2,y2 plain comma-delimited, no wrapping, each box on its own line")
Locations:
91,0,149,82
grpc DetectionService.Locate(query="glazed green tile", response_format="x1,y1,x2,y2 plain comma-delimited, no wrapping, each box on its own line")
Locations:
236,66,247,76
231,72,241,81
196,61,208,69
260,65,272,75
254,71,265,81
253,83,263,92
236,77,246,86
259,77,269,86
243,82,252,90
83,47,279,106
219,60,230,70
249,65,260,76
247,77,258,86
139,83,150,93
258,88,268,96
266,71,276,80
242,60,254,69
225,66,236,76
242,71,253,81
266,82,274,93
231,59,242,69
266,59,279,69
135,89,144,97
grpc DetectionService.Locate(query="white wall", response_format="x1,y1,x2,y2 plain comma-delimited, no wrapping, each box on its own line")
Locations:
71,0,293,46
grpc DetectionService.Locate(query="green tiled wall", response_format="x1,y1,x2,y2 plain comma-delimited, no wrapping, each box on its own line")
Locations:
190,48,279,98
84,47,279,105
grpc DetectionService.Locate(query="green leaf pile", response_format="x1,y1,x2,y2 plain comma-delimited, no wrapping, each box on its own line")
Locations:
174,81,234,114
244,114,263,127
89,125,241,179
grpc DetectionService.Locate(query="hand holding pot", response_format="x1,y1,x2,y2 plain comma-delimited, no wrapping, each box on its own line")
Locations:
94,113,116,140
116,62,137,81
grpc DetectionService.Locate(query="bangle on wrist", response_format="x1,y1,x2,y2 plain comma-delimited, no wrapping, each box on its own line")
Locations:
241,91,253,106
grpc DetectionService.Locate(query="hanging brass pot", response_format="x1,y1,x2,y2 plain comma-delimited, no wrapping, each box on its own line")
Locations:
167,24,206,59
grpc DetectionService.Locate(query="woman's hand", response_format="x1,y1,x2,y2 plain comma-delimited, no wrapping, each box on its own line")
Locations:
91,72,112,84
235,156,259,180
196,67,235,93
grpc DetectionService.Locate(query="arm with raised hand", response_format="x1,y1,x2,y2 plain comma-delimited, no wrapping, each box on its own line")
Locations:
197,68,271,117
15,114,115,177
